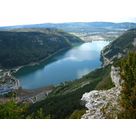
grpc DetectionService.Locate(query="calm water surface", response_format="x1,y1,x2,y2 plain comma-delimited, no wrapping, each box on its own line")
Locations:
15,41,109,90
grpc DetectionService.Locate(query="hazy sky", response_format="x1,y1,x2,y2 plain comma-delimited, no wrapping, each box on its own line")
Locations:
0,0,136,26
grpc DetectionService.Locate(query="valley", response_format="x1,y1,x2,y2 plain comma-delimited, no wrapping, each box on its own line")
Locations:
0,22,136,119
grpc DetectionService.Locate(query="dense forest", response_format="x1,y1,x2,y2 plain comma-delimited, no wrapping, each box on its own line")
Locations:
0,28,83,68
118,52,136,118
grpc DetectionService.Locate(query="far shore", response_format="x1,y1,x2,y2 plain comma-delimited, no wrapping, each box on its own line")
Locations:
12,42,84,74
12,47,71,74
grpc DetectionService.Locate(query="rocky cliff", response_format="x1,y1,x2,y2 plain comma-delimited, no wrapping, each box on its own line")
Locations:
81,66,123,119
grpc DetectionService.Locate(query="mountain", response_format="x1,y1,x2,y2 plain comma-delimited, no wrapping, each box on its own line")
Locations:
0,28,83,68
1,22,136,33
101,29,136,66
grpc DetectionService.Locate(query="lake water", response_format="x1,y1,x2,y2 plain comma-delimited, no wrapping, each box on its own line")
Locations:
15,41,109,90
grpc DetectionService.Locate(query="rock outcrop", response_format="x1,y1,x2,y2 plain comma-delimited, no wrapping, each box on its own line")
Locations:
81,66,122,119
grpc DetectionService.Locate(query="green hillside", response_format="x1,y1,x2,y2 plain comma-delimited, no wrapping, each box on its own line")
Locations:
0,28,83,68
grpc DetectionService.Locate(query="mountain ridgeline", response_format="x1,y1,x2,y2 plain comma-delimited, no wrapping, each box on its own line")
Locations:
0,28,83,68
1,22,136,33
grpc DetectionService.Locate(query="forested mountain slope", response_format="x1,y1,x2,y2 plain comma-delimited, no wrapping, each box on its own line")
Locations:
0,28,83,68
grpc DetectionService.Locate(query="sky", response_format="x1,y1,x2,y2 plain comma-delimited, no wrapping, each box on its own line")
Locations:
0,0,136,26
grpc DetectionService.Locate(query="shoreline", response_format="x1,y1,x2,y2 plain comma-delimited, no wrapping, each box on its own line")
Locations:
12,47,71,74
12,42,84,73
9,47,71,93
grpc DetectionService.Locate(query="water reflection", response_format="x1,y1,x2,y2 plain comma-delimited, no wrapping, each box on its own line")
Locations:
62,41,107,62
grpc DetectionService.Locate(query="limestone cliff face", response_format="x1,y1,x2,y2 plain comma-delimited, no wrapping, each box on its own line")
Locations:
81,66,122,119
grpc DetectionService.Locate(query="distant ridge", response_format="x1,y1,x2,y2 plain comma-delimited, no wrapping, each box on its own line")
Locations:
1,22,136,33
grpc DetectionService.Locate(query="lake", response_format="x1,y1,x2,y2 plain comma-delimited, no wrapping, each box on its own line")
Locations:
15,41,109,90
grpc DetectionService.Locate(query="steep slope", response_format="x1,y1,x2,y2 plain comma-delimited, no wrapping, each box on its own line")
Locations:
0,28,83,68
101,29,136,66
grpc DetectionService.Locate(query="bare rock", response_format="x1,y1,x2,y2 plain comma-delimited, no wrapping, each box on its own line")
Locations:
81,66,122,119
